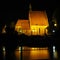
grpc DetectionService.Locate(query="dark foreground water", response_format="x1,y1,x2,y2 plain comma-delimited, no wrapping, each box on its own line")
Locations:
2,46,58,60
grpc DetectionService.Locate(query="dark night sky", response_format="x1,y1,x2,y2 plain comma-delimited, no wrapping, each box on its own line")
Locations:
0,0,59,25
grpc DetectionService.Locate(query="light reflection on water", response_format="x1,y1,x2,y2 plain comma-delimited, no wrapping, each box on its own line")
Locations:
15,46,49,60
23,47,49,60
15,47,20,60
3,46,6,60
3,46,58,60
30,48,49,59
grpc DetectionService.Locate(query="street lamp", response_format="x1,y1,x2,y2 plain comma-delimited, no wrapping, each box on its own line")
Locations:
54,23,57,27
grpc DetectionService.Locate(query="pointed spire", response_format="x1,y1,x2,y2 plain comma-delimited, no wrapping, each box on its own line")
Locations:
29,3,32,11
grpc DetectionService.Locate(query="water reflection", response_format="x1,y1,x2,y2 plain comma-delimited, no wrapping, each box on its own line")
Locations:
15,47,21,60
3,46,6,60
3,46,58,60
22,47,49,60
30,47,49,59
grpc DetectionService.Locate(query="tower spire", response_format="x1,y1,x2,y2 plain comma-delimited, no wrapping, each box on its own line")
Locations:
29,3,32,11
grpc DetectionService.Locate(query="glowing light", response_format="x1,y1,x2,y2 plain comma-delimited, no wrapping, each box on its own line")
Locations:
19,30,22,33
19,47,21,53
31,25,48,35
31,47,48,50
3,46,6,58
32,48,38,50
54,23,57,26
3,46,5,51
52,30,55,33
53,46,58,59
30,47,49,59
19,47,21,51
15,11,49,36
53,46,55,52
32,30,35,32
